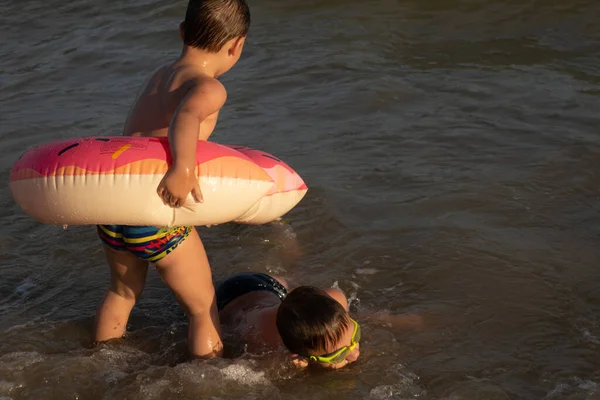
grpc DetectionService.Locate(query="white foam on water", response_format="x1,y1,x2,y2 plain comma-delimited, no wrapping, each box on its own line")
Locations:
89,346,151,370
0,337,282,400
14,278,36,297
369,385,422,400
0,352,45,398
123,358,280,400
580,327,600,345
369,380,424,399
546,382,570,399
98,369,128,385
356,267,379,275
546,378,600,399
220,363,271,386
134,378,172,400
369,365,424,400
577,379,600,391
0,380,22,398
0,351,45,369
265,264,287,277
332,280,361,309
381,283,404,295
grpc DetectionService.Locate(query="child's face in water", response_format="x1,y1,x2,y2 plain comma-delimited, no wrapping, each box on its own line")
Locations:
318,319,361,370
294,317,362,370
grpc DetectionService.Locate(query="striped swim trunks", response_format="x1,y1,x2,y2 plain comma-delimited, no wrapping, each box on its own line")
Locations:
97,224,192,262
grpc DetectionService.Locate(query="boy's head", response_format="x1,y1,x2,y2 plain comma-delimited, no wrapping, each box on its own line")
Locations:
276,286,361,370
180,0,250,72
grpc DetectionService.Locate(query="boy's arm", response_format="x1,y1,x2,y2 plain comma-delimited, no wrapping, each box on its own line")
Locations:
324,288,424,330
157,79,227,208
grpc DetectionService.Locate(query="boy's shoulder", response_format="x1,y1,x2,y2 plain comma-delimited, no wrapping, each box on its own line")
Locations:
164,64,226,95
180,74,227,115
323,288,349,311
191,74,226,97
155,64,227,113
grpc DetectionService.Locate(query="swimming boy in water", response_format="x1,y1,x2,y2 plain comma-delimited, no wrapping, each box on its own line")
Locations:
94,0,250,359
217,272,424,369
216,273,360,369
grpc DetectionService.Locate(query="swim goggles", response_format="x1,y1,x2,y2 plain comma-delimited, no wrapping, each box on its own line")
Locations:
305,318,361,364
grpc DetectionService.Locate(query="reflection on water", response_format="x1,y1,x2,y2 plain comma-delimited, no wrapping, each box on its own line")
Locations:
1,0,600,398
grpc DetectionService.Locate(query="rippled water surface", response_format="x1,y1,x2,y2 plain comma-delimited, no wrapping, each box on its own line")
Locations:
1,0,600,399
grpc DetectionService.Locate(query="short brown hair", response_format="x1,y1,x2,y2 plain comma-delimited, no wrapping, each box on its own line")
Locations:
276,286,350,355
183,0,250,52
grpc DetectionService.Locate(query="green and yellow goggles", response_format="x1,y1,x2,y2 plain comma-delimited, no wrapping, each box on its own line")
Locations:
305,318,361,364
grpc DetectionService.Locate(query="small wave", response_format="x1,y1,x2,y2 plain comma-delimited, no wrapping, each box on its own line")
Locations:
356,267,380,275
369,371,424,399
14,278,37,297
332,280,361,309
0,348,278,399
579,327,600,346
0,352,45,398
220,363,272,386
123,359,280,400
0,351,45,370
546,377,600,399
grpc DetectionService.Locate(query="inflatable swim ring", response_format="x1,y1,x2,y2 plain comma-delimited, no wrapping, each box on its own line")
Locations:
9,136,305,227
231,146,308,225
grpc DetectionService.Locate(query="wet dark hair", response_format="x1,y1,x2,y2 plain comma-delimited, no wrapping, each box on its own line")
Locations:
276,286,350,356
183,0,250,52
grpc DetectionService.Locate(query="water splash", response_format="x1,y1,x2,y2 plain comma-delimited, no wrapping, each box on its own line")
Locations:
546,378,600,399
369,371,424,399
220,363,271,386
332,280,361,309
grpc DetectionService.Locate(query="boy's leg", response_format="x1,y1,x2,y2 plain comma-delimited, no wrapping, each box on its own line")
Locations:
94,245,149,342
154,228,223,358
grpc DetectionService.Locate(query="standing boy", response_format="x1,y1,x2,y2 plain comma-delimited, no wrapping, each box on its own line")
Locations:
94,0,250,359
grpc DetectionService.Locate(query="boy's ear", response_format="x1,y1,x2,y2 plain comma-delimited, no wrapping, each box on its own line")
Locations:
179,21,185,41
228,36,246,56
290,354,309,369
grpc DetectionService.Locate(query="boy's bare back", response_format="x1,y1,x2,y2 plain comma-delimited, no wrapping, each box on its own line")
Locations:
123,62,223,141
